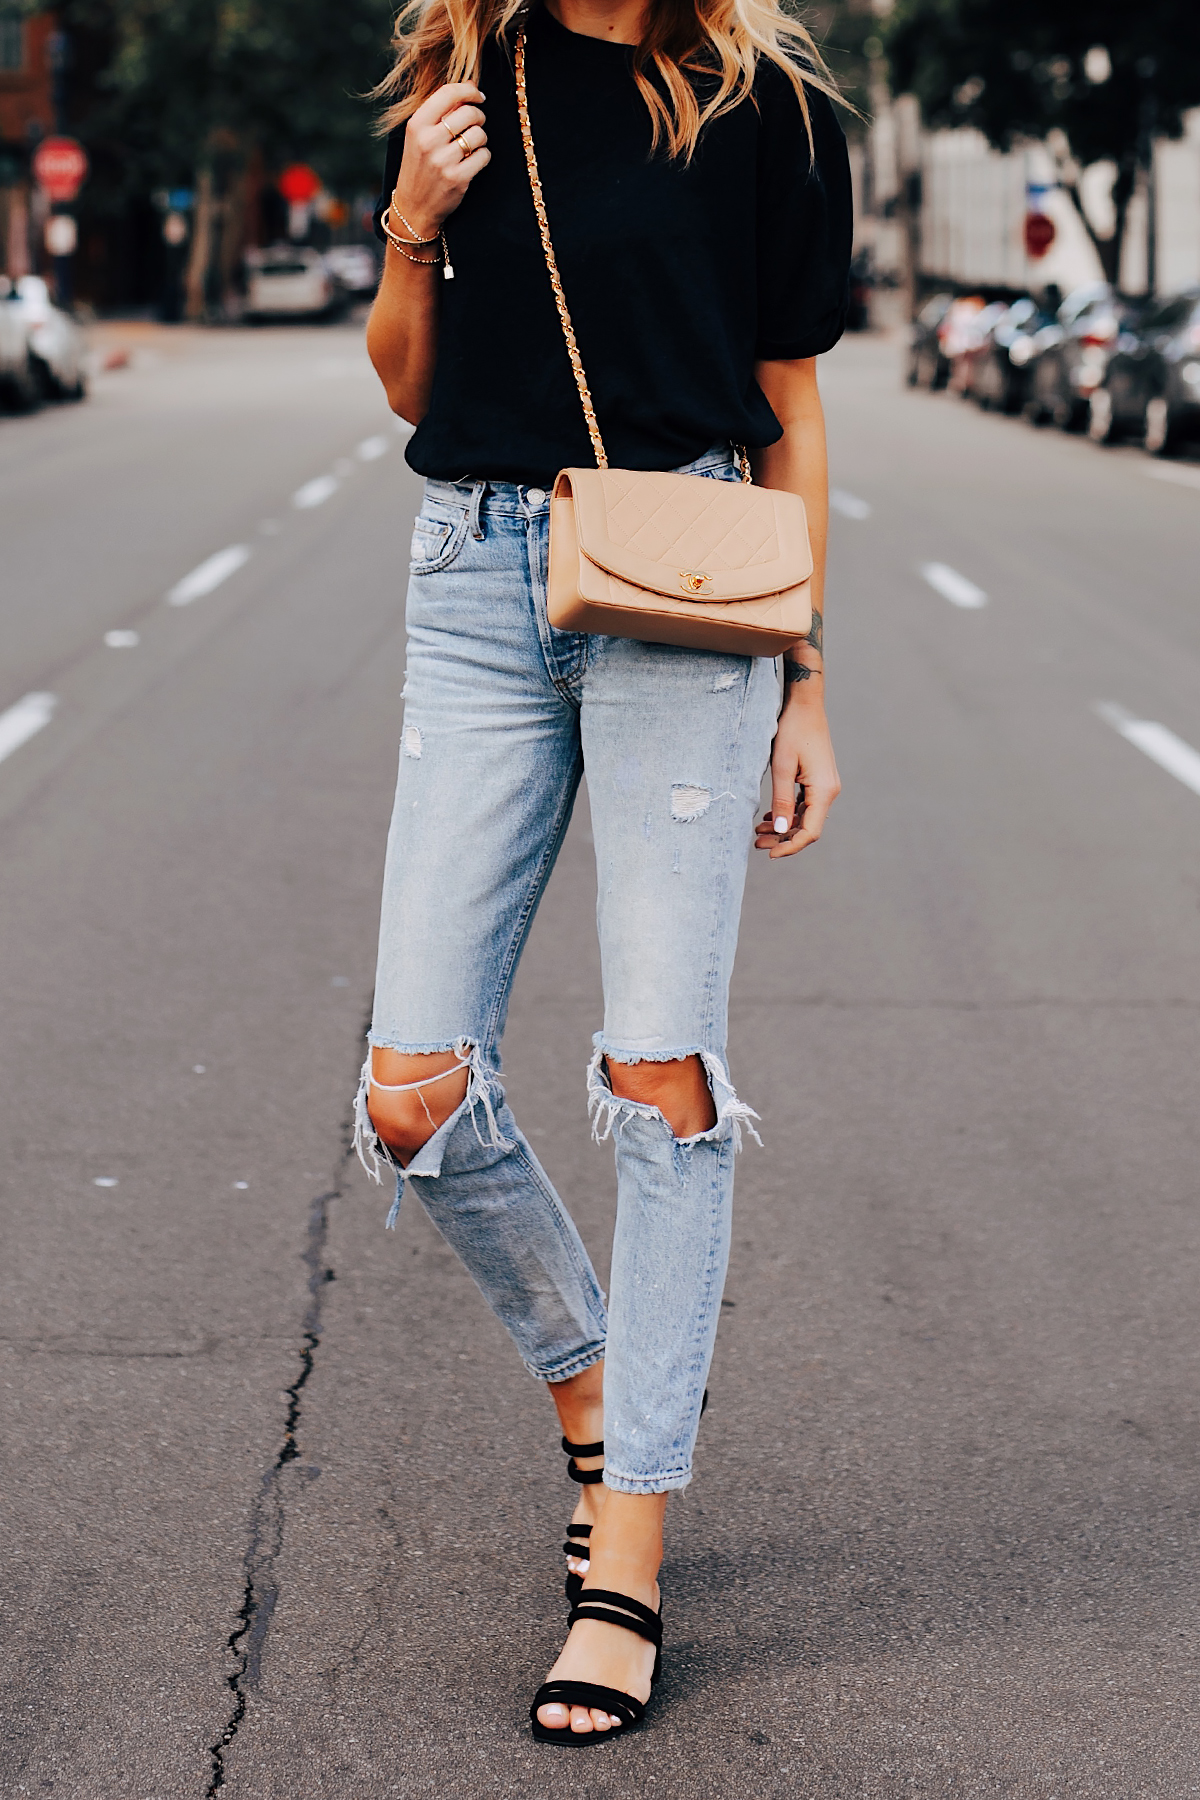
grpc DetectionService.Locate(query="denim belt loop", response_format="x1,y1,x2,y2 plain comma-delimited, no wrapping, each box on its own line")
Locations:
469,479,487,540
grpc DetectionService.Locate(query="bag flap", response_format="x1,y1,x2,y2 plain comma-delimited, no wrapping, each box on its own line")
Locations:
555,468,813,602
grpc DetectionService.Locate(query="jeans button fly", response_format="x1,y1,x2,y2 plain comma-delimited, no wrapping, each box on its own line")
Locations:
526,487,546,508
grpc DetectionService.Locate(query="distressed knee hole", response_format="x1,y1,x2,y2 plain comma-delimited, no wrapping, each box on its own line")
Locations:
587,1046,762,1153
353,1038,514,1188
366,1049,469,1159
606,1053,716,1138
402,722,423,759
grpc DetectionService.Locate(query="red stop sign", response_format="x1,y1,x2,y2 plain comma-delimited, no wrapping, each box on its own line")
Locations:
1024,212,1056,259
278,163,321,204
32,136,89,203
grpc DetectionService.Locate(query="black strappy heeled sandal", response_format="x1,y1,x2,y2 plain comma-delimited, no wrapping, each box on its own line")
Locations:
529,1588,663,1745
560,1390,708,1605
561,1433,604,1606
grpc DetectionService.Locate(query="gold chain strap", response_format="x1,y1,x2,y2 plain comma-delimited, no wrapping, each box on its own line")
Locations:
515,30,608,469
514,27,750,484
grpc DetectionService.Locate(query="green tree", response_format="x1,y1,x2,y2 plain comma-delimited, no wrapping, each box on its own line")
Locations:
32,0,394,307
883,0,1200,285
806,0,878,141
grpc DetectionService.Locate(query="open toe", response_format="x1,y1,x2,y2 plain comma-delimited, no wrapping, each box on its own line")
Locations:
530,1589,663,1745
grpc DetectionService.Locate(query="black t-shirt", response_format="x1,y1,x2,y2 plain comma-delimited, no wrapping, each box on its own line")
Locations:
375,5,853,486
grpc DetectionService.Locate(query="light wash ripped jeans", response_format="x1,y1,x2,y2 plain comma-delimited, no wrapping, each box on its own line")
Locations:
354,443,781,1492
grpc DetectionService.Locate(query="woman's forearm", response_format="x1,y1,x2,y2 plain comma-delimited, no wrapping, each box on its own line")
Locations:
751,356,828,689
365,81,492,420
366,243,442,422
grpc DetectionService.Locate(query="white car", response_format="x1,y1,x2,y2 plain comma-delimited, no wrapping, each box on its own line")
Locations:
0,276,43,410
322,243,380,296
244,247,343,320
6,275,87,400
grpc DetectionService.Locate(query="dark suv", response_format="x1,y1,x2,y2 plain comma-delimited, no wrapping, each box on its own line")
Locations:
1026,284,1144,431
1088,289,1200,455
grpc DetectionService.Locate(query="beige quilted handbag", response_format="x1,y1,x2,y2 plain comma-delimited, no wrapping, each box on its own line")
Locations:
516,31,813,656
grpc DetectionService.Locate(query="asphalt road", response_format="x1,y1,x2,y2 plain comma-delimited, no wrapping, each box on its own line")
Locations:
2,323,1198,1800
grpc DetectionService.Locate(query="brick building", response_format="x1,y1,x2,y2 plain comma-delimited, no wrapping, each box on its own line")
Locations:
1,8,57,278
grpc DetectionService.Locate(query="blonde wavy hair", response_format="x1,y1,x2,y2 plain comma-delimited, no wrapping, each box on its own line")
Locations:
374,0,841,160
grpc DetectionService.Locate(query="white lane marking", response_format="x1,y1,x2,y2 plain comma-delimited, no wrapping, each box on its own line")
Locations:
1095,702,1200,798
0,691,57,765
104,629,140,648
167,544,251,606
357,434,390,461
830,488,871,520
1144,464,1200,493
93,1176,118,1188
293,473,339,509
920,562,988,609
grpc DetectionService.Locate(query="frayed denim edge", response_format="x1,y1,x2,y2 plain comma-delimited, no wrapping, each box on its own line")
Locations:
352,1037,515,1228
586,1044,763,1153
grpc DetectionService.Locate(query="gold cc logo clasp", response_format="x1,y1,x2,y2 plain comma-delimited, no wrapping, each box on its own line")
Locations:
679,570,712,595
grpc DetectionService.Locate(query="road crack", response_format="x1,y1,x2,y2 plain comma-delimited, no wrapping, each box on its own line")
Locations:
206,1176,339,1794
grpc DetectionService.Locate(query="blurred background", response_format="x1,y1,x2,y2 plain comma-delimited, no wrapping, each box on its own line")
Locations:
3,3,1200,1794
1,0,1198,439
0,0,1196,309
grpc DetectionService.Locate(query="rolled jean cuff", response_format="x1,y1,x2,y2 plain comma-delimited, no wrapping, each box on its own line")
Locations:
603,1465,694,1495
542,1342,607,1384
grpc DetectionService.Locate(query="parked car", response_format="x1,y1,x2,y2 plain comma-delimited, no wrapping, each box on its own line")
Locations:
322,243,380,297
7,275,86,400
907,292,955,388
958,297,1056,413
949,300,1009,399
244,247,344,321
1025,283,1145,431
0,276,42,411
1088,288,1200,454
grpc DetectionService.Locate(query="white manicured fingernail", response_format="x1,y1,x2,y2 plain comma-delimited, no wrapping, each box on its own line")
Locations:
774,815,789,834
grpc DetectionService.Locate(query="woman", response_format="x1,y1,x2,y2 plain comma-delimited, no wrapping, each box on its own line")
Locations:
357,0,851,1744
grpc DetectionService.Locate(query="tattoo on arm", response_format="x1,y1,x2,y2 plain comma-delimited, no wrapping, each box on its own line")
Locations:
804,608,823,655
783,613,824,687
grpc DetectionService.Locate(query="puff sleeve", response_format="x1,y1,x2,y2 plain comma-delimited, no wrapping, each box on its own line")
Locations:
754,70,853,360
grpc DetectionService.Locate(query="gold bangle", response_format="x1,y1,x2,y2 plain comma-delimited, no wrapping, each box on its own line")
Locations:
381,211,442,268
380,205,454,279
381,204,438,247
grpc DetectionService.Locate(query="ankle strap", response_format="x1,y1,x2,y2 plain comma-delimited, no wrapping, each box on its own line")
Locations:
561,1435,603,1457
562,1433,604,1484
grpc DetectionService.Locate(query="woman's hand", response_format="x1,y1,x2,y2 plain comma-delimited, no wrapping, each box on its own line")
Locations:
754,678,841,860
391,82,491,238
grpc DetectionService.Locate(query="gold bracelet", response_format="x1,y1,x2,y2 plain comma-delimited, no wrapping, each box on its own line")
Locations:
381,216,441,266
381,204,438,246
395,207,438,245
380,205,454,280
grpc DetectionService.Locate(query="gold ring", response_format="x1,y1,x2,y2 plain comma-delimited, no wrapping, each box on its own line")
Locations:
456,132,472,157
443,118,457,141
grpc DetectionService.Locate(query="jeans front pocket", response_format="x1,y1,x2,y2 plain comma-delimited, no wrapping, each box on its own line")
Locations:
410,504,470,574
